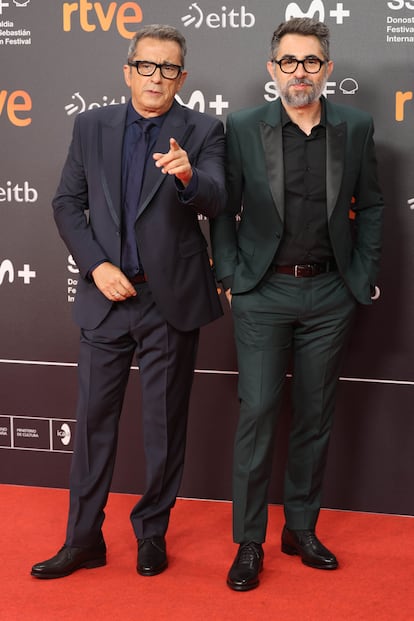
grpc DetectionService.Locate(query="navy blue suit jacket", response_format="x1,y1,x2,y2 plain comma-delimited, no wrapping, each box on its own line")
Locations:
53,100,225,331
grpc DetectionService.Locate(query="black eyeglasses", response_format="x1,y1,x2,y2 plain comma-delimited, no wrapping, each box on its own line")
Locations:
273,56,326,74
128,60,182,80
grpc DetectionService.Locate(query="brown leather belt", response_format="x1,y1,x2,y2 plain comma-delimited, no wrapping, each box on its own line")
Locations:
271,261,337,278
129,272,147,284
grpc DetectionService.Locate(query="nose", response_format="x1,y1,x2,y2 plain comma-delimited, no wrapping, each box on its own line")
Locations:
294,60,307,77
151,66,163,82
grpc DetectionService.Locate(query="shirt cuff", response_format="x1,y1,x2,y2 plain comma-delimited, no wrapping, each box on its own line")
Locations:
220,275,234,291
176,169,198,201
87,259,108,281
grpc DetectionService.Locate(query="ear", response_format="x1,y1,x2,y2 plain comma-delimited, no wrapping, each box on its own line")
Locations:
123,64,132,88
326,60,334,78
176,70,188,93
266,60,276,81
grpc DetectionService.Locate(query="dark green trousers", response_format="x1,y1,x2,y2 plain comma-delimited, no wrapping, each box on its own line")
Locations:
231,270,357,543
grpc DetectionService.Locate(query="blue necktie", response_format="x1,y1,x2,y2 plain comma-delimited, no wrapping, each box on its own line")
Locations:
122,120,153,277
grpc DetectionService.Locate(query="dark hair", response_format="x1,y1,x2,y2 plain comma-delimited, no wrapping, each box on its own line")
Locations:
270,18,330,60
127,24,187,67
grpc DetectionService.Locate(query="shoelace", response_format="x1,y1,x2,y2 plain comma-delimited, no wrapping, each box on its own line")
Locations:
294,530,318,546
238,543,261,565
139,537,165,553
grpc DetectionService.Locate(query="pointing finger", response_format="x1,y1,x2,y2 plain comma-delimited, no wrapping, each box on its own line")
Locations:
169,138,181,151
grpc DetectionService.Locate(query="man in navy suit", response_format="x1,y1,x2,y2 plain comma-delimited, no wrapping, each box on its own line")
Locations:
31,24,225,579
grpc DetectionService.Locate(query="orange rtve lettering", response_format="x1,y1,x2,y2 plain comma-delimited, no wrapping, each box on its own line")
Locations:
395,91,413,122
116,2,143,38
0,90,32,126
63,1,143,37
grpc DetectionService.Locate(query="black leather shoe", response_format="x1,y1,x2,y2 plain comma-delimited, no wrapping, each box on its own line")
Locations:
137,536,168,576
227,542,264,591
281,525,338,569
31,538,107,579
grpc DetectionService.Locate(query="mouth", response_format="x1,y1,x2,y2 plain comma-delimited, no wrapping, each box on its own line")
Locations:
290,82,311,89
288,79,313,89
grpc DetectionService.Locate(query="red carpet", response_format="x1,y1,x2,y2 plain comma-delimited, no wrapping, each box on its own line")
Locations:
1,484,413,620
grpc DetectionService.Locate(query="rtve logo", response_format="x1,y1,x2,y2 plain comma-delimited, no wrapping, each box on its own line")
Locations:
63,0,143,38
0,89,32,126
396,90,413,121
181,3,255,28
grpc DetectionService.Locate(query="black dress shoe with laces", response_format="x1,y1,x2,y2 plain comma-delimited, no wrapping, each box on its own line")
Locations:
137,536,168,576
31,538,107,579
281,525,338,569
227,541,264,591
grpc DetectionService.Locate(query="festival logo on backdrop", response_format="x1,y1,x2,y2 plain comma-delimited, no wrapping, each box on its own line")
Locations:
0,89,32,126
0,0,31,46
386,0,414,44
0,259,36,286
64,92,128,116
63,90,229,118
0,416,75,452
0,418,11,448
13,417,50,450
181,2,255,28
62,0,143,38
395,89,414,121
0,179,38,203
53,421,75,452
285,0,351,24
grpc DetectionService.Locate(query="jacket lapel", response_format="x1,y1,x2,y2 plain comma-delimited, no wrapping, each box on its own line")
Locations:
260,101,285,222
99,105,127,226
260,97,347,223
137,100,194,219
325,99,346,220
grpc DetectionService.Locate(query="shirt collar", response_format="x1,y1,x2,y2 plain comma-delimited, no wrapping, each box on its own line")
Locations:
126,99,168,129
280,96,326,128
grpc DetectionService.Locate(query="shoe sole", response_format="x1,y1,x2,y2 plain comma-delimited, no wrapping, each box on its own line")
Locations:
281,543,338,569
226,578,260,591
226,561,263,591
137,561,168,577
31,557,107,579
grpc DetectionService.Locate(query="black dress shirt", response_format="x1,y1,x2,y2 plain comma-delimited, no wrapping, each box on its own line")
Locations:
274,99,334,266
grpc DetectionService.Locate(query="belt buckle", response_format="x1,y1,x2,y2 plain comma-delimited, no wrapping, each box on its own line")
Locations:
294,264,303,277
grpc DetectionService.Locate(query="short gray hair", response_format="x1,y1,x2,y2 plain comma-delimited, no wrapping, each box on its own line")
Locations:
270,18,330,60
127,24,187,67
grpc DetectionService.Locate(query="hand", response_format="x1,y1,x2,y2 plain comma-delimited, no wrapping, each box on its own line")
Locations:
225,288,232,307
153,138,193,187
91,262,137,301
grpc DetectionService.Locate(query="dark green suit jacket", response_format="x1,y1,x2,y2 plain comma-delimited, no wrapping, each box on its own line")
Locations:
211,97,384,305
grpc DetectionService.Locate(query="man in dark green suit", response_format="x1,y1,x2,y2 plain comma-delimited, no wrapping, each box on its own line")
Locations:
211,18,383,591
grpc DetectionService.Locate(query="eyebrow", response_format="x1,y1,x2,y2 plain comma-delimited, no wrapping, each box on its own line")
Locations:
279,54,321,59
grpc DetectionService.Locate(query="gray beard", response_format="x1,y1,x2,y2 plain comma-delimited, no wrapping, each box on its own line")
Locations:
278,77,326,108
